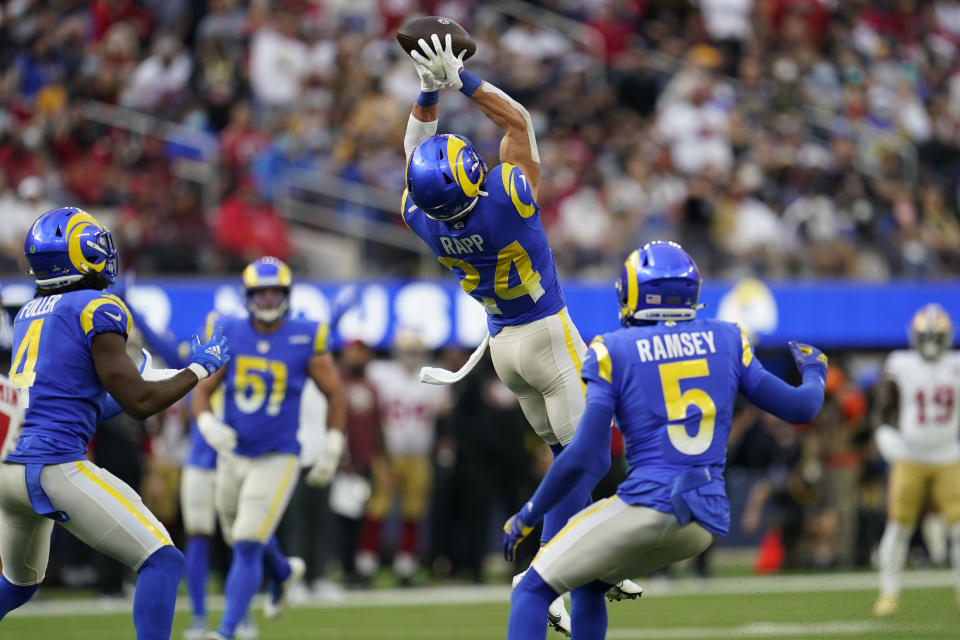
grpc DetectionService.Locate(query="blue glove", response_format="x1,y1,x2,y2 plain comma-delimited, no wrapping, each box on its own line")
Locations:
503,507,536,562
788,340,827,384
189,328,230,379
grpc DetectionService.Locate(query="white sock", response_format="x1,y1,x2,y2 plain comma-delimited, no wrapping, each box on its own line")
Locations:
921,513,948,564
878,521,912,597
949,523,960,593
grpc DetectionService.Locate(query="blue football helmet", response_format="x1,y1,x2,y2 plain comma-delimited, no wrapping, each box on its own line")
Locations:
909,303,954,361
243,256,292,324
25,207,118,289
616,241,701,326
406,134,487,222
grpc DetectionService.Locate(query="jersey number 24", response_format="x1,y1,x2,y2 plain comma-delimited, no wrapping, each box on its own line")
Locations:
439,240,545,314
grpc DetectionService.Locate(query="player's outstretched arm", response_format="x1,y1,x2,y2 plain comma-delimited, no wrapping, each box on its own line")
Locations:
304,352,348,487
93,330,229,420
417,34,541,196
503,383,612,560
741,341,826,424
403,44,442,160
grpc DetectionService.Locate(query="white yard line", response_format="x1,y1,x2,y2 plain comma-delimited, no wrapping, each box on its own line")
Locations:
7,569,953,618
607,620,946,639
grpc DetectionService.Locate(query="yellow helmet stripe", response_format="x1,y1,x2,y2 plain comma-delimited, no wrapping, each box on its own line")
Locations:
625,250,640,313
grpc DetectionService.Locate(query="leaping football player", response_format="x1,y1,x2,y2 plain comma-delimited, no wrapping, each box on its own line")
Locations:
400,34,640,633
872,303,960,616
191,257,347,640
0,207,230,640
503,242,827,640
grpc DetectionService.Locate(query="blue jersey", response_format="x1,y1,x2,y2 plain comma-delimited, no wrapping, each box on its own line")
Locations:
6,290,133,464
403,163,565,335
217,314,328,457
582,318,766,536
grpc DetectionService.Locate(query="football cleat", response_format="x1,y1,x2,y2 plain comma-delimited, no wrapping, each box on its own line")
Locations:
235,616,258,640
203,633,228,640
547,595,572,637
182,619,207,640
264,556,306,620
606,579,644,602
872,594,899,617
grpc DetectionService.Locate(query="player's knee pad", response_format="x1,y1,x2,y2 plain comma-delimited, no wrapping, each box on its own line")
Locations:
139,545,185,579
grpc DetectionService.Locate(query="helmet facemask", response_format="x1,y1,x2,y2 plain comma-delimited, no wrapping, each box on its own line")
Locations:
247,287,290,325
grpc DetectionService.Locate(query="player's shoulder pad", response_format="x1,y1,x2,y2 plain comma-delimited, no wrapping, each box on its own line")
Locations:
203,310,220,341
400,188,419,230
882,349,912,377
585,334,615,384
733,322,755,367
307,318,330,353
494,162,537,219
80,292,133,337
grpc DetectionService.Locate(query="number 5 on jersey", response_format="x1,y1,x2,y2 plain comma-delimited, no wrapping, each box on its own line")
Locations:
659,359,717,455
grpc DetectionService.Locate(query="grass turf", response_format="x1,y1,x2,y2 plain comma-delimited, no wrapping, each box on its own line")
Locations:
3,585,959,640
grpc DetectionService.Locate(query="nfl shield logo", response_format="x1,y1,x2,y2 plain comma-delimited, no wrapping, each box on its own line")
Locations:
646,294,661,304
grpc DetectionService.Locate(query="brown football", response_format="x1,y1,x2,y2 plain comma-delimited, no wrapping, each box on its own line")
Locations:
396,16,476,61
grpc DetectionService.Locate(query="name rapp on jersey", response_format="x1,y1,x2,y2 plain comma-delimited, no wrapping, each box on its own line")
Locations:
439,234,486,255
637,330,717,363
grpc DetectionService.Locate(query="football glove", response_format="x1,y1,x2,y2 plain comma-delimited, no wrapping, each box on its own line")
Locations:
503,507,536,562
411,33,466,91
305,429,345,488
138,349,180,381
189,328,230,380
196,411,237,454
788,340,827,385
412,56,444,93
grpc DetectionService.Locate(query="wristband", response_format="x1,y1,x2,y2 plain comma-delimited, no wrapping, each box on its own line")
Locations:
416,90,439,107
458,70,482,96
188,363,209,380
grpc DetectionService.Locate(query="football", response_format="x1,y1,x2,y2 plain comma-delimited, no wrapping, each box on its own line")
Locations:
396,16,476,61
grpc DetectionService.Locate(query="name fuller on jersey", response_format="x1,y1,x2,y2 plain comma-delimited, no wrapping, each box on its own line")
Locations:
19,294,62,319
439,234,485,255
636,330,717,363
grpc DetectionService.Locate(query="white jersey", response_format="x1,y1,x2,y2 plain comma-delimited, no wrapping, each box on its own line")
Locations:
0,374,23,461
884,350,960,465
366,360,448,457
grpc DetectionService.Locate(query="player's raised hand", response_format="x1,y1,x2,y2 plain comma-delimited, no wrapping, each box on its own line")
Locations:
412,33,466,90
190,328,231,379
503,508,536,562
410,51,444,93
788,340,827,384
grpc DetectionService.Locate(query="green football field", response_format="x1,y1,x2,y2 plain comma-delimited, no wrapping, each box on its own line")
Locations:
4,571,959,640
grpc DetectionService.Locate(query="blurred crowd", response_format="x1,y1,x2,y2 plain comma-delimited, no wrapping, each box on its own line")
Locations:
1,1,960,279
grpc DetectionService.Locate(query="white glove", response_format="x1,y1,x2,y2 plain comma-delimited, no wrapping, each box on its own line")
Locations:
305,429,345,488
197,411,237,454
413,56,444,92
875,424,907,462
138,349,181,381
411,33,465,91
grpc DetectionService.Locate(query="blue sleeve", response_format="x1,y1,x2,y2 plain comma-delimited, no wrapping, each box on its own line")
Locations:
742,365,825,424
101,394,124,421
80,294,132,346
524,382,614,523
128,305,186,368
